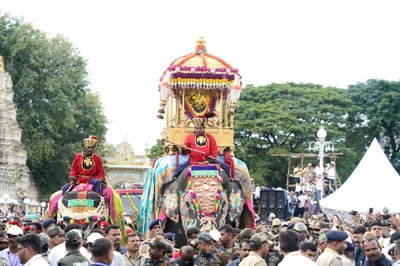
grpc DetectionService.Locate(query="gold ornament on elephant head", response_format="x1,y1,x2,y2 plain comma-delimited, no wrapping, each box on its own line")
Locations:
191,176,219,214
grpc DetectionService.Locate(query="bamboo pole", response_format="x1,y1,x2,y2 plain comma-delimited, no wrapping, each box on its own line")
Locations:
219,90,223,129
180,90,185,127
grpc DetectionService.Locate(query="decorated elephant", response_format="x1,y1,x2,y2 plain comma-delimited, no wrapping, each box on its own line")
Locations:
47,183,125,238
138,154,255,247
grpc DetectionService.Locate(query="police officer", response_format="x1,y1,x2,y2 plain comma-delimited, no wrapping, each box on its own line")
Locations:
316,230,348,266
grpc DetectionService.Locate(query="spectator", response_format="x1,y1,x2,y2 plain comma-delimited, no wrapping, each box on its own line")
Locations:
279,229,316,265
219,224,238,259
104,225,126,254
123,233,146,266
233,228,241,246
48,224,90,266
342,241,355,266
171,246,194,266
42,219,56,233
227,239,250,266
363,238,392,266
29,223,42,235
393,240,400,265
301,242,318,261
57,229,90,266
47,226,64,253
90,238,114,266
145,235,170,266
238,233,269,266
0,231,8,251
17,233,49,265
193,232,223,266
353,225,367,266
86,232,125,266
0,225,23,266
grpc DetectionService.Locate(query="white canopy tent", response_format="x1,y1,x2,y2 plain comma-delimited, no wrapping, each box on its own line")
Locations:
320,138,400,213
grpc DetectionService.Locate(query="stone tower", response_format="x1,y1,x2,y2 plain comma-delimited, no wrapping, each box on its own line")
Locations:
0,57,39,204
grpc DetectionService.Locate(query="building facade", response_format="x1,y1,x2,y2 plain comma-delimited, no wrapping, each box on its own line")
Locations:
0,62,40,213
105,141,151,189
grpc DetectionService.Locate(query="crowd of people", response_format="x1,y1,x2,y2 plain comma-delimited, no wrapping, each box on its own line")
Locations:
292,161,337,201
0,208,399,266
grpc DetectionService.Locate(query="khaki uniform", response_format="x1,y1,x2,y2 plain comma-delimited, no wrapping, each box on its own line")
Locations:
316,248,343,266
124,253,147,266
239,251,267,266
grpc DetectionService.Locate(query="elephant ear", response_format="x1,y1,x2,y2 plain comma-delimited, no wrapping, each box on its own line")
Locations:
161,189,180,223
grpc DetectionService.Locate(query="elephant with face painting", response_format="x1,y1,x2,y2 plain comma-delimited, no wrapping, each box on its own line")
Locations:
138,154,255,248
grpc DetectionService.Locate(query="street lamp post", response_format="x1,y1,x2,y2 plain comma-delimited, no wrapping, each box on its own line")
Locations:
23,198,31,217
2,193,9,216
307,126,336,167
317,126,328,167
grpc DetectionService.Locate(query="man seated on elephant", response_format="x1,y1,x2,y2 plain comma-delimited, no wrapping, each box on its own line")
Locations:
62,135,106,195
175,116,233,178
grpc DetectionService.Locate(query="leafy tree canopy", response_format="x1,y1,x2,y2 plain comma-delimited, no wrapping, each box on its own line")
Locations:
0,14,107,195
348,79,400,161
148,139,166,161
234,83,358,186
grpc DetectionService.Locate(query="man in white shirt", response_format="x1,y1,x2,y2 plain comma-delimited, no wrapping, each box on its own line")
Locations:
296,192,307,218
326,162,336,194
48,225,90,266
279,229,317,266
17,233,50,266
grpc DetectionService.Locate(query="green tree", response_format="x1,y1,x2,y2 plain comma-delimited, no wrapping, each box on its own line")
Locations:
234,83,358,186
0,14,107,195
148,139,166,160
348,79,400,162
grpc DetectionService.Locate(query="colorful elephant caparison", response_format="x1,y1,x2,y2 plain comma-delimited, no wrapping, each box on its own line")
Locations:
139,155,255,248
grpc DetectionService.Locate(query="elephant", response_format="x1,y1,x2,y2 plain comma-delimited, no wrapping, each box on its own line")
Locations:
159,164,252,247
56,190,109,237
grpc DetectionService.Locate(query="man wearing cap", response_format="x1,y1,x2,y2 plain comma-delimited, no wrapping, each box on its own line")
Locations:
271,218,281,235
62,135,106,195
316,230,348,266
47,226,64,253
238,233,269,266
149,219,163,238
0,225,24,266
279,229,317,265
293,222,309,244
341,241,355,266
193,232,223,266
57,229,90,266
85,232,125,266
144,235,171,266
42,219,57,233
316,233,327,260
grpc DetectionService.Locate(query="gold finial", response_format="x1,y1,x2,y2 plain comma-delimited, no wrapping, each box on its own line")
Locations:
195,37,207,54
0,56,4,72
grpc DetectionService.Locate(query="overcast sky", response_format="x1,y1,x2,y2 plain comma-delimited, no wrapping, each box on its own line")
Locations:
2,0,400,153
